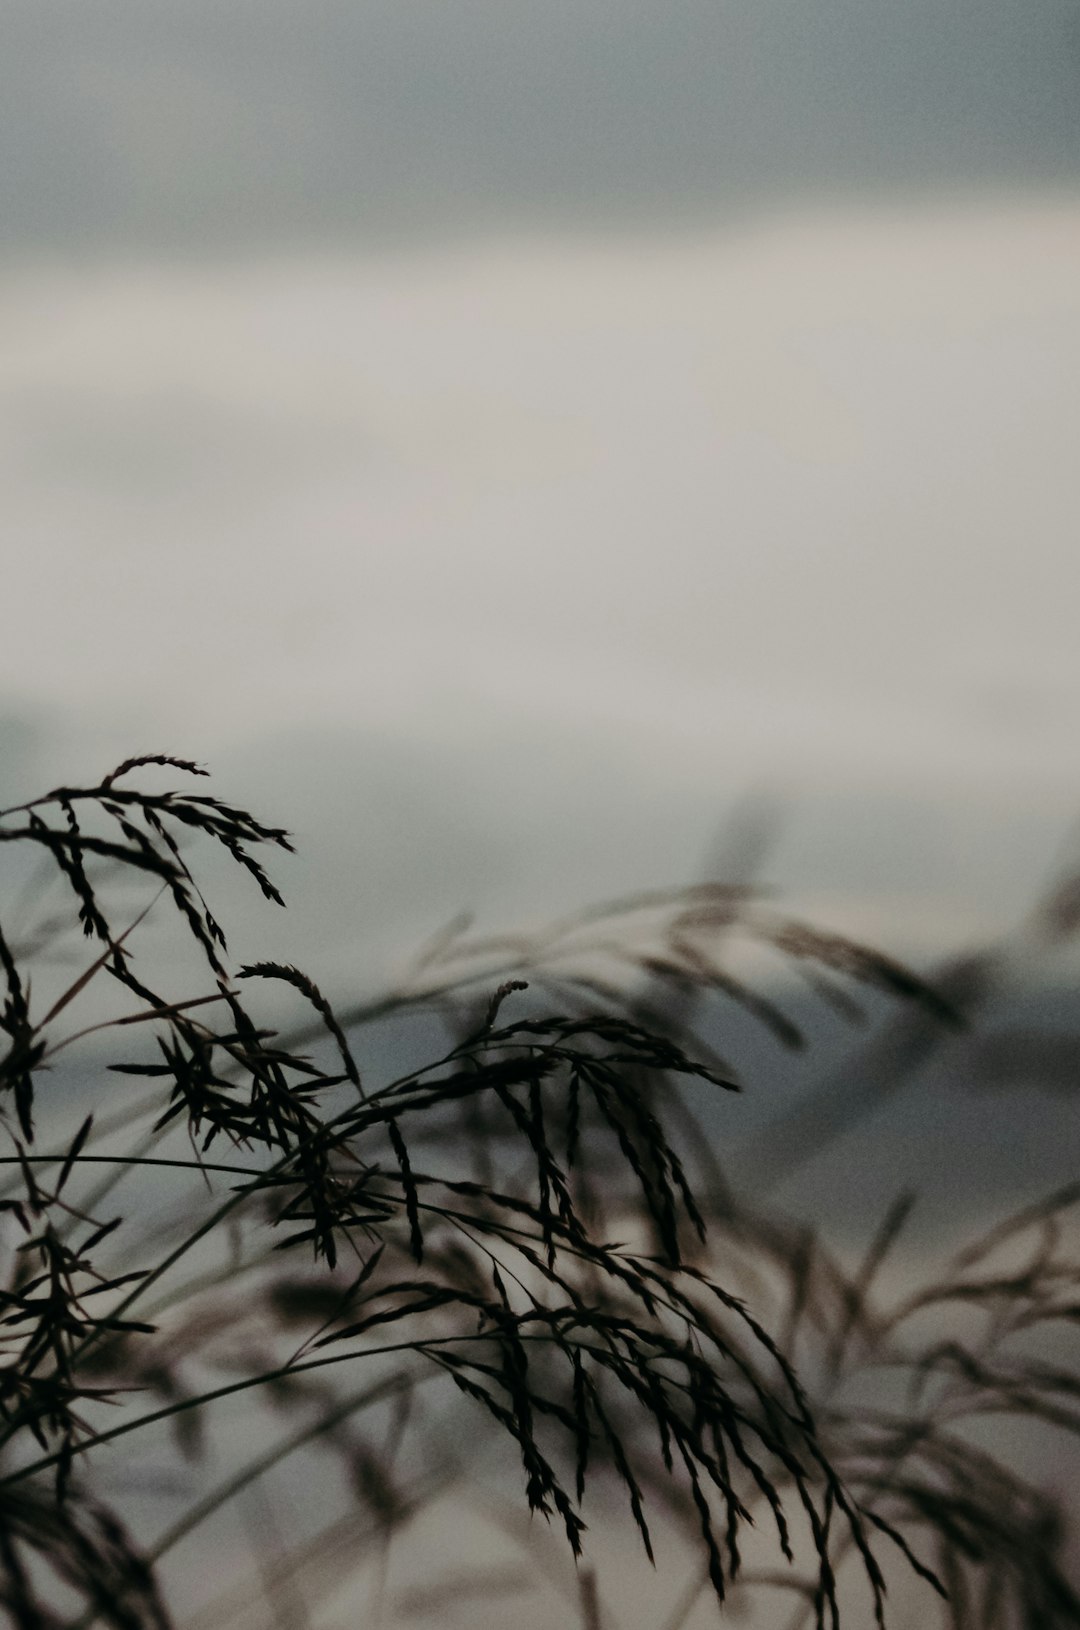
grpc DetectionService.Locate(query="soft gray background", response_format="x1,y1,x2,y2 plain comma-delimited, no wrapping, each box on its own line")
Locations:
3,0,1079,990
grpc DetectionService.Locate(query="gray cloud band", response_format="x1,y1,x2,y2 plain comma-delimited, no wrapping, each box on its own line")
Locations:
3,0,1080,254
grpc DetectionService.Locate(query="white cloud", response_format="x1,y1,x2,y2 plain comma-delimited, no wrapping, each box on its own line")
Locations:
3,199,1079,959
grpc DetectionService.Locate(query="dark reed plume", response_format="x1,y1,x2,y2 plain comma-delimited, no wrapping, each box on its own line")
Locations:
0,759,1075,1630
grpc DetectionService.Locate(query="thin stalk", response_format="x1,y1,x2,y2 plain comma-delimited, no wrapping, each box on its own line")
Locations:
0,1153,261,1179
1,1329,516,1489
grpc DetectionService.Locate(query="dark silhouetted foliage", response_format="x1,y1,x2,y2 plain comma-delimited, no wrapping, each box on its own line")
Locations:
0,761,1076,1629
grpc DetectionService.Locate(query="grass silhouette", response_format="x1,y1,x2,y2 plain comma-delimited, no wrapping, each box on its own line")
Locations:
0,759,1076,1628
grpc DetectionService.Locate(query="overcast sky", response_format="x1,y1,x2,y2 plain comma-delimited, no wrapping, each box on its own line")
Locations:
3,2,1080,989
4,0,1080,252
